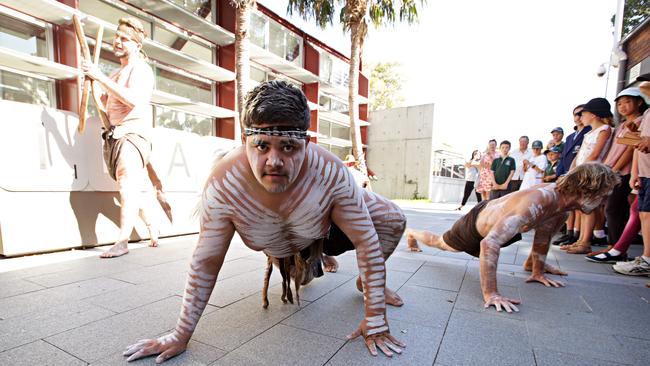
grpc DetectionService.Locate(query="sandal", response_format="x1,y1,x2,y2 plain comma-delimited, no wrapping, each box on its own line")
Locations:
566,245,592,255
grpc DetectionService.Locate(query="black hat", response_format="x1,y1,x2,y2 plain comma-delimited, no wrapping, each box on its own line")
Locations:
581,97,613,119
638,73,650,82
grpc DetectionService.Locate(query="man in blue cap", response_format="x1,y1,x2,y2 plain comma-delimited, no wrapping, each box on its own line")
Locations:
552,104,592,245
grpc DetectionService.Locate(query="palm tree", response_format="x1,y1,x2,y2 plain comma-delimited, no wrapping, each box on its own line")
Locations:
231,0,257,136
287,0,424,174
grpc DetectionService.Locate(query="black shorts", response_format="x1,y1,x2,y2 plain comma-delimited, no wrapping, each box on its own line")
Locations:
323,223,355,256
442,201,521,257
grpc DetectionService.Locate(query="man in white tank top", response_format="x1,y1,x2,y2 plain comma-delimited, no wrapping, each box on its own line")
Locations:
122,81,408,363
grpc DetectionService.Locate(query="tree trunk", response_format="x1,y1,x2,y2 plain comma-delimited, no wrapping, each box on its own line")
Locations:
235,2,254,138
348,20,367,175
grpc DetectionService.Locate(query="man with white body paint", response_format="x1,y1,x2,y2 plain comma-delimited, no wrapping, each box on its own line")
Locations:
406,163,619,312
123,81,407,363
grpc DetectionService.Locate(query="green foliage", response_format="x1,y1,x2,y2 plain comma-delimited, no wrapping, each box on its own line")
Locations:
613,0,650,37
286,0,425,30
369,62,405,111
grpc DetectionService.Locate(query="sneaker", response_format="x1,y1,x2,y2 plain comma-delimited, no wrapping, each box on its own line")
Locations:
553,233,574,245
612,257,650,276
591,236,608,246
585,252,627,264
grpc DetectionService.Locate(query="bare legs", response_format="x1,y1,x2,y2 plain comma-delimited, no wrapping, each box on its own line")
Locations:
405,229,460,252
101,144,158,258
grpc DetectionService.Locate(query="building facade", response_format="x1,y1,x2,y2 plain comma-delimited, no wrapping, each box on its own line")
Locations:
616,14,650,92
0,0,369,255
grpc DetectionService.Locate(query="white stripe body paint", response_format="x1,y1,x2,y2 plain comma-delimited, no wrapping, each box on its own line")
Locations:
169,144,406,342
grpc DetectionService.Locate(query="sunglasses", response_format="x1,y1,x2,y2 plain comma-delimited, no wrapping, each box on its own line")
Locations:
574,111,583,116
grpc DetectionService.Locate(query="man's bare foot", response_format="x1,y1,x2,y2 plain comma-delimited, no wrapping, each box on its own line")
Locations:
100,240,129,258
355,277,404,306
646,282,650,288
405,230,422,252
523,262,568,276
323,255,338,273
146,224,159,247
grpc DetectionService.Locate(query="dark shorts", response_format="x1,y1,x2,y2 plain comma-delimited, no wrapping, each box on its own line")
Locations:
638,177,650,212
102,131,151,181
323,223,355,256
442,200,522,257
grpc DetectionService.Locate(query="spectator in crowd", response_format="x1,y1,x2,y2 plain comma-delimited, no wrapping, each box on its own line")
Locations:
490,140,516,200
457,150,483,211
476,139,498,201
547,127,565,152
509,136,532,191
553,104,591,245
520,140,548,190
586,195,638,263
542,146,561,183
602,88,648,246
562,98,613,254
612,75,650,276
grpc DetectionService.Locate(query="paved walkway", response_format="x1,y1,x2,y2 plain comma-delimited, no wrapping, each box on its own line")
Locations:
0,202,648,366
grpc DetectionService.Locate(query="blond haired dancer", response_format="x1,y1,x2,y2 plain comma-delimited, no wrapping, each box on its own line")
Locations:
407,163,619,312
123,81,407,362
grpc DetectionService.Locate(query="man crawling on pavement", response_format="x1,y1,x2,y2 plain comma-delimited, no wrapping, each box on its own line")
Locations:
406,162,619,312
123,80,408,363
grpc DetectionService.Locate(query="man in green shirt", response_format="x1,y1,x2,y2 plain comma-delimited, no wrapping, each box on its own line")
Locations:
543,146,561,183
490,140,516,199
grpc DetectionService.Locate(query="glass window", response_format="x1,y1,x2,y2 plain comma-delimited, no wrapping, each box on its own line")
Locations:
156,67,212,104
268,19,285,60
250,12,267,49
153,25,212,63
0,69,53,107
285,32,301,65
250,66,266,84
320,53,332,83
0,13,48,58
319,95,349,114
331,124,349,140
330,145,348,160
80,0,153,37
155,106,213,136
318,119,330,137
170,0,211,19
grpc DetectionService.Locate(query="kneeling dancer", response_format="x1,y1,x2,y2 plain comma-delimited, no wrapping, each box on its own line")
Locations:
123,81,407,363
406,163,619,312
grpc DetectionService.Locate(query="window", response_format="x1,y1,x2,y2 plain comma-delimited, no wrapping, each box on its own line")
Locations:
320,51,348,88
250,12,267,49
0,13,48,57
0,70,53,107
331,124,350,140
156,66,212,104
318,119,331,138
0,13,54,107
153,24,213,63
170,0,211,19
251,11,302,66
155,106,213,136
319,95,349,115
330,145,348,160
80,0,153,37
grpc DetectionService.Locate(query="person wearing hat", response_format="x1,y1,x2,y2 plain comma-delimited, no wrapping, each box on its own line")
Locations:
614,74,650,276
542,146,561,183
561,98,613,255
553,104,591,246
595,87,649,255
547,127,565,152
520,140,548,190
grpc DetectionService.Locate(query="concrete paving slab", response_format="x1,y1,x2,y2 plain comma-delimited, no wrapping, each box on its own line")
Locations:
44,296,200,363
109,259,189,285
534,348,631,366
202,266,282,307
453,278,524,319
326,319,443,366
0,301,114,352
435,309,534,366
90,339,226,366
268,271,355,303
615,335,650,366
387,284,455,328
83,280,186,313
25,257,144,288
0,278,44,299
405,262,466,292
213,324,344,366
384,256,425,273
192,293,306,351
0,277,131,319
0,340,86,366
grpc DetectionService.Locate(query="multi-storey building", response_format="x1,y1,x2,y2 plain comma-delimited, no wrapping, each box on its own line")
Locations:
0,0,369,255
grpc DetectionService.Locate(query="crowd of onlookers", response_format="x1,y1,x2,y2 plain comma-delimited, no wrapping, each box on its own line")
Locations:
458,78,650,282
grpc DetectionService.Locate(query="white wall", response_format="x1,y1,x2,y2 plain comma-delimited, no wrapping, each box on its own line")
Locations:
0,100,236,256
367,104,435,200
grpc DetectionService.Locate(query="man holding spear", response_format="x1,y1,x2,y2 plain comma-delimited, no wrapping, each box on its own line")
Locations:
79,16,164,258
